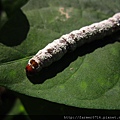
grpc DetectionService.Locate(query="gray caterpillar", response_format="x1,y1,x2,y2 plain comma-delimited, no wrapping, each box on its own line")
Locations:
26,13,120,75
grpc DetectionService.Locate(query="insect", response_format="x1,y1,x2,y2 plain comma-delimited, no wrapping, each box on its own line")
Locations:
26,13,120,75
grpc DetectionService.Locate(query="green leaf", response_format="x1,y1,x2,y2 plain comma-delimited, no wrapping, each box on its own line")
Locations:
0,0,120,110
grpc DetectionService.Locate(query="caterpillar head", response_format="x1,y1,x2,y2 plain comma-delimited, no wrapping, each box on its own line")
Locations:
25,59,39,75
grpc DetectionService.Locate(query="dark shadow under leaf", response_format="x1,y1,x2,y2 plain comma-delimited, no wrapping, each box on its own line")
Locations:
0,0,3,16
18,92,120,116
26,31,120,84
0,9,30,46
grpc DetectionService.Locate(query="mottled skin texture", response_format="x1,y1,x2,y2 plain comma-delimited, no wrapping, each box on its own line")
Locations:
26,13,120,75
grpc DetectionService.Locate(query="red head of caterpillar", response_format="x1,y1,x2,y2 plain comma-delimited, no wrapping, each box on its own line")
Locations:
26,59,39,74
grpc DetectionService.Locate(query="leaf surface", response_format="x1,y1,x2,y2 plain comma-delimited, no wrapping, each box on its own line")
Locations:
0,0,120,109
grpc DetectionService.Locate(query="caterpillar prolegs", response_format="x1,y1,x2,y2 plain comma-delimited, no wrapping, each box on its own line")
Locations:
26,13,120,75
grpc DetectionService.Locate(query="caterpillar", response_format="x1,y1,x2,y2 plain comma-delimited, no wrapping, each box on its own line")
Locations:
26,13,120,75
